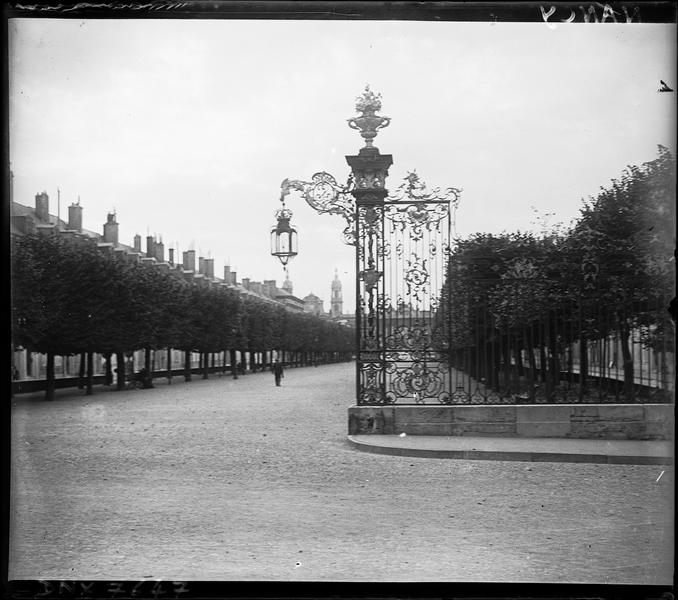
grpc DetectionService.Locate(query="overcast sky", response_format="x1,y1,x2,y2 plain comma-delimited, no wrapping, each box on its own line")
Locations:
9,18,676,313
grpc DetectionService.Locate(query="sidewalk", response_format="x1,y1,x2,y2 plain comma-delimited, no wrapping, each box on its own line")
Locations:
347,434,674,465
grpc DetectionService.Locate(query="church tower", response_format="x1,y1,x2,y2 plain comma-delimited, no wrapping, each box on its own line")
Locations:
330,269,343,318
282,271,293,295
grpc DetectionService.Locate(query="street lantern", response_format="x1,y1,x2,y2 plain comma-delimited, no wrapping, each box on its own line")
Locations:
270,206,298,266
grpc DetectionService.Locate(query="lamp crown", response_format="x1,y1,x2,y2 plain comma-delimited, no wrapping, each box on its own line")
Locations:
275,207,293,222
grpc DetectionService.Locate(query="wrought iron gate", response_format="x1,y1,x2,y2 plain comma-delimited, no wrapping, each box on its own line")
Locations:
355,172,459,405
276,86,461,406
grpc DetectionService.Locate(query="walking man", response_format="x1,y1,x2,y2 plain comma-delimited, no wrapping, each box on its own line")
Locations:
272,359,284,387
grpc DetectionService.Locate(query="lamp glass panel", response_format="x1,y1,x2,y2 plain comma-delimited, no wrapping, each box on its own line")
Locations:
280,232,289,253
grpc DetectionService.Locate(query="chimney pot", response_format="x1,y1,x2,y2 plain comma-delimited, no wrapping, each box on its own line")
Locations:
103,213,119,245
204,258,214,279
68,203,82,231
155,240,164,262
183,250,196,272
35,192,49,222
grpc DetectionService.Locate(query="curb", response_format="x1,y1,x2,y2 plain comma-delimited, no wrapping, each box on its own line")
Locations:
346,436,674,465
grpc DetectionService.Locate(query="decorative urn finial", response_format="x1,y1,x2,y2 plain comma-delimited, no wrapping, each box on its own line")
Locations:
347,84,391,149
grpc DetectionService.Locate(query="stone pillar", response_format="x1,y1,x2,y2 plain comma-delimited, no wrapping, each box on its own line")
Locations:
345,89,393,406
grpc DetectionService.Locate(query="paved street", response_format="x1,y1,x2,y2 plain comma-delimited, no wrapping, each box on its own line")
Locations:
10,362,673,583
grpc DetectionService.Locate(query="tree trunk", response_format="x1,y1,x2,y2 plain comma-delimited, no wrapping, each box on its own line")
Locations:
490,342,500,390
619,318,635,402
85,351,94,396
501,336,510,394
116,351,126,390
166,348,172,384
184,350,192,382
202,352,209,379
544,321,559,399
144,347,152,372
230,349,238,379
538,344,547,383
525,328,537,400
579,333,588,400
78,352,86,389
104,352,113,385
45,351,55,401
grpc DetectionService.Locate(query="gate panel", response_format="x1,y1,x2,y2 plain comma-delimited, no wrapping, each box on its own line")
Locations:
382,200,452,404
356,194,453,405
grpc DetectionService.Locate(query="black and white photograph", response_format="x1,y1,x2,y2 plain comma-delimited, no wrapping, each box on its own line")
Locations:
6,1,676,590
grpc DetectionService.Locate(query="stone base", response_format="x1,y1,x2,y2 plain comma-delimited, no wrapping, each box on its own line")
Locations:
347,404,673,440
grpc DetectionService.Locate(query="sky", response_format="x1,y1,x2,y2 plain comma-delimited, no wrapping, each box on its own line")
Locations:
8,17,676,313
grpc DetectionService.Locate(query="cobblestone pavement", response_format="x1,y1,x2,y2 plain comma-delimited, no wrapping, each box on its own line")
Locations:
10,362,674,583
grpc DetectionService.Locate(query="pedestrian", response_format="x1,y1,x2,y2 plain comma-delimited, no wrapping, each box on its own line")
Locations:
272,359,284,387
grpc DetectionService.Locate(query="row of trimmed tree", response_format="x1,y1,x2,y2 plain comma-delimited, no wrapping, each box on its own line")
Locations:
11,232,354,400
437,145,675,401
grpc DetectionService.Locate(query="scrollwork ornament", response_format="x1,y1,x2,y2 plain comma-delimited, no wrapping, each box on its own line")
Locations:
388,171,461,207
386,202,450,241
279,172,357,246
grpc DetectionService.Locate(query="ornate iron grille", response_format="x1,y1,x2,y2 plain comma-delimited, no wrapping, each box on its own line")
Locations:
355,182,457,405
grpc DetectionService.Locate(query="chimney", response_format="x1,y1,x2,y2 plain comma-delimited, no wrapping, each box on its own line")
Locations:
35,192,49,222
103,213,118,245
241,277,250,290
155,239,164,262
264,280,277,298
168,248,175,265
68,203,82,231
204,258,214,279
183,250,195,271
230,271,237,285
146,236,155,259
133,234,141,252
198,256,205,274
224,265,231,283
251,281,263,295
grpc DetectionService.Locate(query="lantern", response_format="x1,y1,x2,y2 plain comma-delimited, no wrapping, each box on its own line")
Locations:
270,207,298,266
